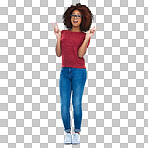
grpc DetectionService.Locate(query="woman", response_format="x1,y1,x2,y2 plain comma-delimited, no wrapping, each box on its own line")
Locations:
51,3,97,144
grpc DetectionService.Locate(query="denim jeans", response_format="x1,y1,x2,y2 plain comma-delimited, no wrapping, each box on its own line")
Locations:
59,67,87,133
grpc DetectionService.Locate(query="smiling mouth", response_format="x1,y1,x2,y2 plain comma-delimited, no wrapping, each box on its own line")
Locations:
73,21,78,23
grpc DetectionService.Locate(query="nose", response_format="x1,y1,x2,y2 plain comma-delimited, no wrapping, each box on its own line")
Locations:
73,15,79,19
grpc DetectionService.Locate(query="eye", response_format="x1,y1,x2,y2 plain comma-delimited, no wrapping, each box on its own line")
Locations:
71,14,76,17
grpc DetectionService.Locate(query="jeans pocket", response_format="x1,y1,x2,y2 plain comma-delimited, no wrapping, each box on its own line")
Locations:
60,67,64,74
60,67,67,76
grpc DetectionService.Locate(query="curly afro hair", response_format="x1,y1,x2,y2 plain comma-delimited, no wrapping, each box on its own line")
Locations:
62,3,94,32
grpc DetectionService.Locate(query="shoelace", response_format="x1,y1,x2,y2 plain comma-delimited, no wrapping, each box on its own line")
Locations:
66,134,71,140
73,133,79,141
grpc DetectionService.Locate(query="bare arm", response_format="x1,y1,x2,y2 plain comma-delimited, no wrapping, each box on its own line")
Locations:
78,36,90,58
51,22,62,57
78,26,98,58
55,36,62,57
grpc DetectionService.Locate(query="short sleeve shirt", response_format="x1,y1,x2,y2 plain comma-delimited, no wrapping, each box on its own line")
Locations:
60,30,90,69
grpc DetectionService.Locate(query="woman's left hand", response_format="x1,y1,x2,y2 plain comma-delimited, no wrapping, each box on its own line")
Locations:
85,26,98,39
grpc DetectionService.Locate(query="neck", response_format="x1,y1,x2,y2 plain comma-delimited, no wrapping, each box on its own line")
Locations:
71,27,81,32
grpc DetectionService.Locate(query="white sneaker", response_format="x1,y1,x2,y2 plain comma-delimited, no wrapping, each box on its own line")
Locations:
64,132,72,144
72,132,80,144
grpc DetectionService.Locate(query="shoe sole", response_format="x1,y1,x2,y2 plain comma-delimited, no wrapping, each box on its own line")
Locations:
72,141,80,144
64,143,72,144
72,142,80,144
64,140,72,144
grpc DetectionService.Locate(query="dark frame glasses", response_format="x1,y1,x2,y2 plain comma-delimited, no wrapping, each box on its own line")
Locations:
70,14,82,19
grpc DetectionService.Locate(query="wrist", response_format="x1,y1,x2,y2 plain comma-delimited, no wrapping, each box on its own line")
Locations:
85,35,90,39
85,36,90,41
57,36,61,40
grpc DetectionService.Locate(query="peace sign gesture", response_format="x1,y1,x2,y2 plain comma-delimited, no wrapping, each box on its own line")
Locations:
51,22,61,38
85,26,98,39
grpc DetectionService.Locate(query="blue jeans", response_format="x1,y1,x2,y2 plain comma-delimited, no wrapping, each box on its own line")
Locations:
59,67,87,133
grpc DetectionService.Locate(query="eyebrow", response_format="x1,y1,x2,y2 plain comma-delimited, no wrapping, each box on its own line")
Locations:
72,13,81,15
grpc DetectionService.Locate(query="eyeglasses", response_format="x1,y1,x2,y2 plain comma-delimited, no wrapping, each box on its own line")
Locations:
70,14,82,19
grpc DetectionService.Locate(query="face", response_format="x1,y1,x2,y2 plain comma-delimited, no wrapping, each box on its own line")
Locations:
71,10,82,28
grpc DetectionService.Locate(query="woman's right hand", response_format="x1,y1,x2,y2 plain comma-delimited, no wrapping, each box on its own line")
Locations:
51,22,61,38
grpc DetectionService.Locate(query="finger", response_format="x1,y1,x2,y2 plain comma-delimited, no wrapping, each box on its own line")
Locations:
93,28,97,31
93,26,97,30
92,27,98,32
90,27,93,31
92,29,96,33
51,23,55,27
92,26,95,30
55,22,58,28
90,26,95,32
51,23,56,29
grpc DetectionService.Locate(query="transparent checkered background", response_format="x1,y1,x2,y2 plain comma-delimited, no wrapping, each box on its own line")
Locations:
0,0,148,148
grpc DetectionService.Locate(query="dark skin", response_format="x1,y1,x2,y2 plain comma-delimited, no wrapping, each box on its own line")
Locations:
51,10,98,58
70,9,98,58
51,10,98,135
